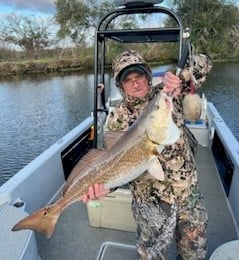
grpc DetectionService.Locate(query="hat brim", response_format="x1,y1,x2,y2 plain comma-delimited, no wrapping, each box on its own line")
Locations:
118,64,148,82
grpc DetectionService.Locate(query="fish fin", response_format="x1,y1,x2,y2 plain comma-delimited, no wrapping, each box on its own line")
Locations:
63,149,103,194
155,145,165,154
104,130,125,149
63,131,124,195
12,205,59,239
148,157,165,181
161,117,181,145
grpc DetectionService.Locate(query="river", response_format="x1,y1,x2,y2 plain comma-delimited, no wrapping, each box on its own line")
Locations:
0,62,238,185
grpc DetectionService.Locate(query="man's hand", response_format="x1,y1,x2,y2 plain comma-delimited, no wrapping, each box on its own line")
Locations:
163,71,181,97
81,183,110,203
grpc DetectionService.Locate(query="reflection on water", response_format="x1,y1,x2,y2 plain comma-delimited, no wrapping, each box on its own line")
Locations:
202,62,239,141
0,72,96,185
0,62,239,185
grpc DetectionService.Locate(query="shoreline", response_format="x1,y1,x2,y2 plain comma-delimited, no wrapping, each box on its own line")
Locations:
0,58,89,78
0,57,237,78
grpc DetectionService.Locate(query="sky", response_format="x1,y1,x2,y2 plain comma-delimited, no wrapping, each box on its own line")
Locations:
0,0,59,50
0,0,56,18
0,0,172,18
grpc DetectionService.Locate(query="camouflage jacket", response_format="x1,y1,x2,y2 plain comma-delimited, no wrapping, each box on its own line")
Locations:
106,85,199,204
106,54,212,204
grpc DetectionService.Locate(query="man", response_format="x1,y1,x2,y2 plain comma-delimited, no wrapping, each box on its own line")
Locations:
82,50,211,259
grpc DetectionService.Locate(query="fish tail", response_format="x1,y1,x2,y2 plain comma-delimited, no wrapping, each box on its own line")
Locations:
12,204,60,239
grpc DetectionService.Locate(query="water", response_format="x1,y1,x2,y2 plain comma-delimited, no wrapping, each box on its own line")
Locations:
0,62,238,185
0,73,96,185
202,62,239,140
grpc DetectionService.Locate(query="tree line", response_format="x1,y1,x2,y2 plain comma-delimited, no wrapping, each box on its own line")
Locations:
0,0,238,65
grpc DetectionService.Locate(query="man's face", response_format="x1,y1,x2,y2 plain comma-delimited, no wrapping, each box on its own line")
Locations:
121,72,149,98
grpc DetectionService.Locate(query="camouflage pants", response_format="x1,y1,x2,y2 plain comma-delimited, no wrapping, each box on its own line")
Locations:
131,191,208,260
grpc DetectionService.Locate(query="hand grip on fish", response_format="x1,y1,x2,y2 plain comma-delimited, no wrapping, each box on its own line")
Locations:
11,91,181,239
81,183,109,203
163,43,190,97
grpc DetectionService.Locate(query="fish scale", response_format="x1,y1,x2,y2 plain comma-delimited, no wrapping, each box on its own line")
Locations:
12,92,180,239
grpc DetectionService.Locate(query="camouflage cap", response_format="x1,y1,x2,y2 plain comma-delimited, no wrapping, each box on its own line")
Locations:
112,50,152,87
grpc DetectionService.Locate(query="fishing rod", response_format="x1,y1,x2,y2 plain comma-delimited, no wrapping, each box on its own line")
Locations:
153,43,191,79
176,42,191,76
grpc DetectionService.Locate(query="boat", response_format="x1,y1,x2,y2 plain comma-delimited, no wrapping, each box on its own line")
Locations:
0,1,239,259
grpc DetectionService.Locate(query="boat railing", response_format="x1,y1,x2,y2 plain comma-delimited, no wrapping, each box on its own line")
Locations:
0,116,93,213
207,102,239,236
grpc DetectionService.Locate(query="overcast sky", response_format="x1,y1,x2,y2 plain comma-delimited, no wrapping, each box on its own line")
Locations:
0,0,56,17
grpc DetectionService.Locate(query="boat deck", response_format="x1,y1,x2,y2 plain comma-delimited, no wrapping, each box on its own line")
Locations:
36,145,238,260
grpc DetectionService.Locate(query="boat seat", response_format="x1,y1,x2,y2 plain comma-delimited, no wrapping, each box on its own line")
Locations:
0,202,39,260
96,241,136,260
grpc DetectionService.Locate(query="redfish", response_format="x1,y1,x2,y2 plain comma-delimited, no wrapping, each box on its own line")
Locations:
12,93,180,239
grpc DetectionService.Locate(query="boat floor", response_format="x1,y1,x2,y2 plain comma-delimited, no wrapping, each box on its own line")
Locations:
36,145,238,260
